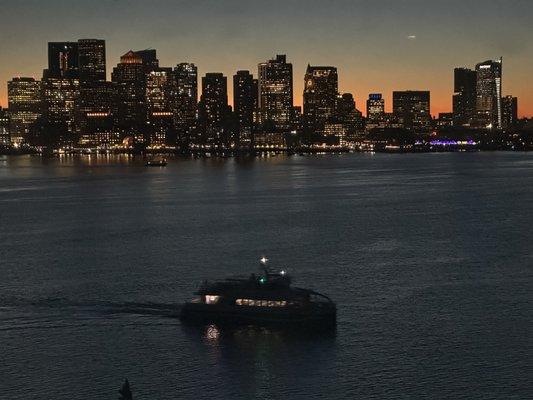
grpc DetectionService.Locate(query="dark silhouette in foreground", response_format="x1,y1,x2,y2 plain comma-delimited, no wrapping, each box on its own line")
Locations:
119,379,133,400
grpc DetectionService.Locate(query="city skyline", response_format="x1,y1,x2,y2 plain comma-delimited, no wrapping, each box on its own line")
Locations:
1,0,532,117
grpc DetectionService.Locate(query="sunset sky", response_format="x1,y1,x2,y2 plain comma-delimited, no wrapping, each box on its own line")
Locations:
1,0,532,117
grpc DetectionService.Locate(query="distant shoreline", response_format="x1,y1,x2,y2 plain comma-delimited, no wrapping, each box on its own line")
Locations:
1,146,532,158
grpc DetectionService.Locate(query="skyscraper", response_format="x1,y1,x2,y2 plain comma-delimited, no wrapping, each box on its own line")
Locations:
134,49,159,71
111,51,147,140
41,77,80,134
146,68,175,146
336,93,364,139
331,92,362,144
44,42,79,79
198,73,230,146
77,81,117,146
502,95,518,129
77,39,109,144
453,68,477,126
78,39,106,84
336,93,356,121
258,55,293,131
233,70,257,148
0,107,10,145
173,63,198,146
476,58,502,129
7,77,42,143
392,91,431,131
303,65,338,134
366,94,385,122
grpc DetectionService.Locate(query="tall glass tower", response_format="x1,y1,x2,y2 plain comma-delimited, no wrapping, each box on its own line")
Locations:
475,58,502,129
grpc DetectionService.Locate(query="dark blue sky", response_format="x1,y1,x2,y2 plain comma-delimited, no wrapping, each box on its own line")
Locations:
1,0,532,115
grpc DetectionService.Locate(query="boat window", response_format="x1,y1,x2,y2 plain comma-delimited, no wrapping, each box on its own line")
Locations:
235,299,289,307
205,295,220,304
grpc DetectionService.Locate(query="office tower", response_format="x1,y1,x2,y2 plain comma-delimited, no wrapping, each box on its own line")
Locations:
392,91,431,130
336,93,362,137
453,68,477,126
78,39,106,84
111,51,147,140
77,81,117,146
258,55,293,131
146,68,175,146
291,106,303,132
303,65,338,134
233,70,257,148
336,93,354,121
0,107,10,145
323,122,348,146
252,79,259,110
77,39,110,144
366,94,385,122
476,58,502,129
41,77,80,134
502,96,518,129
198,73,230,146
134,49,159,71
7,77,42,143
437,113,454,128
173,63,198,146
44,42,79,79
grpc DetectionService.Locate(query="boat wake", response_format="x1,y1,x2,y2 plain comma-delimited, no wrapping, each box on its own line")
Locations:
0,296,183,329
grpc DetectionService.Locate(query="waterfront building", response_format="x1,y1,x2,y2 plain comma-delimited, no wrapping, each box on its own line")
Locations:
0,107,10,145
336,93,363,138
111,51,147,141
77,81,117,146
198,73,230,146
366,93,385,123
502,96,518,129
303,65,338,134
323,122,348,146
233,70,257,149
173,63,198,146
258,55,293,131
367,112,404,131
77,39,111,144
41,77,80,135
475,58,502,129
146,68,175,146
452,68,477,126
392,90,431,131
291,106,303,133
7,77,42,144
437,112,454,128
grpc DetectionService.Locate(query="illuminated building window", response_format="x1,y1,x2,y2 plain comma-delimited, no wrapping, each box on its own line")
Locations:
205,295,220,304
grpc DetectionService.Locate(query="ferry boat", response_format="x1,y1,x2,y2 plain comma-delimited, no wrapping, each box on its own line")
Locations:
180,258,336,328
145,157,167,167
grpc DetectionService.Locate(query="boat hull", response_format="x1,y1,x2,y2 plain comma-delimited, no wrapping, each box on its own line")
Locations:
180,302,336,328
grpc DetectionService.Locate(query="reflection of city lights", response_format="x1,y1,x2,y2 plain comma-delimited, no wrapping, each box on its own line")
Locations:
205,324,220,342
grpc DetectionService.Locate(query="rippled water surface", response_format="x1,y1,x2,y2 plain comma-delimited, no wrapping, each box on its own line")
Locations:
0,153,531,399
